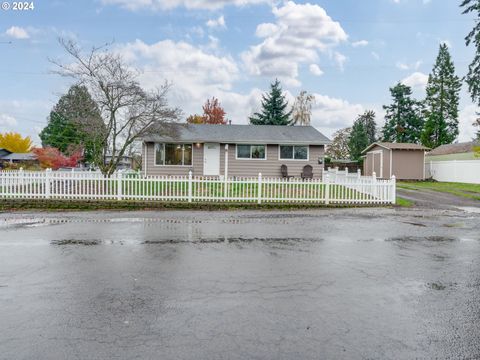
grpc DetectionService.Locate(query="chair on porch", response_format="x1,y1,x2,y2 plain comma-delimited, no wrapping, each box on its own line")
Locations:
301,165,313,180
281,164,294,179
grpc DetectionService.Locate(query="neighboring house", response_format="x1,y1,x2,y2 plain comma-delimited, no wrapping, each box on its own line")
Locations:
105,154,134,170
0,148,11,158
362,142,429,180
0,150,37,167
426,141,480,161
141,124,331,178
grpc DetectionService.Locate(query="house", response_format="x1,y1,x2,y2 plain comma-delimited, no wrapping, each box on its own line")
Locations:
426,141,480,161
105,154,134,170
141,124,331,178
0,149,37,168
362,142,429,180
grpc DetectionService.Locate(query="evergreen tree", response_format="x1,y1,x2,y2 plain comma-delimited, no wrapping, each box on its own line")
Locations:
40,111,81,153
40,85,106,164
356,110,377,144
461,0,480,106
421,43,462,148
382,83,424,143
249,79,292,125
348,119,369,161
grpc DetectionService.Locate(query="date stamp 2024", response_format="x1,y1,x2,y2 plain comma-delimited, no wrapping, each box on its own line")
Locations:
1,1,35,11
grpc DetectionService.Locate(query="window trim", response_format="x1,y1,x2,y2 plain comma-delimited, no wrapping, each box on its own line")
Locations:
154,143,194,167
235,144,267,161
278,145,310,161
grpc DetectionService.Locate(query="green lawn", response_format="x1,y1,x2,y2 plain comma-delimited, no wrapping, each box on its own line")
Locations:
398,181,480,201
395,196,414,207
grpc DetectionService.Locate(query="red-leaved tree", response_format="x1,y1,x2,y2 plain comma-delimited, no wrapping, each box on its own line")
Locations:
202,97,227,124
33,147,83,170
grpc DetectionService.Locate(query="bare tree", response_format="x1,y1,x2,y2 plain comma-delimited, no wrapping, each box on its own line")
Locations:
292,91,315,126
50,38,180,175
325,127,351,160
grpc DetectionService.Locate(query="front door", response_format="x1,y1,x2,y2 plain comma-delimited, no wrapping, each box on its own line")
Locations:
203,143,220,176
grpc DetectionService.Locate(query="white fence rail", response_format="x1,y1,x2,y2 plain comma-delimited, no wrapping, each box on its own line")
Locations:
425,160,480,184
0,168,396,205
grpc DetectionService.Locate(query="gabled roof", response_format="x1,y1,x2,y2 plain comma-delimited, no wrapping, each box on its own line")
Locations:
1,152,36,161
427,141,479,156
0,148,12,157
362,142,429,154
142,124,331,145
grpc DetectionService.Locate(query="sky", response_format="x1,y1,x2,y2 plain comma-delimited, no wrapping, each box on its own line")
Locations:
0,0,478,145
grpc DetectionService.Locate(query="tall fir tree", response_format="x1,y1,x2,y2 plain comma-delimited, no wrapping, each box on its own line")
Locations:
461,0,480,106
356,110,377,144
40,111,81,153
421,43,462,148
382,83,424,143
348,119,369,161
40,85,106,164
249,79,292,125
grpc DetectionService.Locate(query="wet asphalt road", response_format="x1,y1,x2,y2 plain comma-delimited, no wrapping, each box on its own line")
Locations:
0,207,480,360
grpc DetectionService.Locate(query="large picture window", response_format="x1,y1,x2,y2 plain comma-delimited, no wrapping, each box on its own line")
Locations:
236,144,266,160
279,145,309,160
155,143,192,166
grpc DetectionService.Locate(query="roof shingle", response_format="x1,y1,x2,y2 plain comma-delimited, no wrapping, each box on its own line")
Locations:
142,124,331,145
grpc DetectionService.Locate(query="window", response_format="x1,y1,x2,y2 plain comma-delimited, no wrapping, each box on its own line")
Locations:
236,144,266,160
279,145,309,160
155,143,193,166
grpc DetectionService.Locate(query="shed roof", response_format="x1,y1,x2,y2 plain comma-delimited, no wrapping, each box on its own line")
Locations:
427,141,479,156
142,124,331,145
362,142,429,154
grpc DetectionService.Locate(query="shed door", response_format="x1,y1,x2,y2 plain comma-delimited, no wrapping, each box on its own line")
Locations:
371,151,383,178
203,143,220,176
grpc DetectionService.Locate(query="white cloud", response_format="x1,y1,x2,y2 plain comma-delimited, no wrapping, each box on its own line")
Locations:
458,104,480,142
401,71,429,89
101,0,269,10
371,51,380,60
242,1,347,85
5,26,29,39
396,60,422,71
310,94,365,138
206,15,226,29
351,40,368,47
309,64,324,76
0,114,17,128
332,52,347,72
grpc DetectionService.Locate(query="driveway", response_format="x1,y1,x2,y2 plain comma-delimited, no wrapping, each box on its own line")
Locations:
397,187,480,211
0,208,480,360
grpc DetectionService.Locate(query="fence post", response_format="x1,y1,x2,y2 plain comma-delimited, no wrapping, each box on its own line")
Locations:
117,171,123,201
257,173,262,204
19,167,24,188
325,174,330,205
188,170,192,203
391,175,396,204
45,168,51,199
345,167,348,177
372,171,377,199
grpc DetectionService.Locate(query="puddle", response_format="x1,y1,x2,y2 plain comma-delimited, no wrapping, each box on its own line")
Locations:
387,236,457,242
51,239,101,246
457,207,480,214
143,237,322,245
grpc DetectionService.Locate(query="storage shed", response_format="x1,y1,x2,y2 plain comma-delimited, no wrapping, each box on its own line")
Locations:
362,142,429,180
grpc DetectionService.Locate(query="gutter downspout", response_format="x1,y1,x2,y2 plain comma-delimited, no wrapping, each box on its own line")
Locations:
144,142,148,177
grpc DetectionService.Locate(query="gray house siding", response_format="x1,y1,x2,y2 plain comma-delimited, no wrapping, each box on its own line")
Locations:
143,142,325,178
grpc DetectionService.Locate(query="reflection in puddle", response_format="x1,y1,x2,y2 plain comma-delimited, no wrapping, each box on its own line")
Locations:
387,236,457,242
51,239,101,246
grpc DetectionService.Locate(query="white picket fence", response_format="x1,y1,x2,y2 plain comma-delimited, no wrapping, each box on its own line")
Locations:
0,168,396,205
